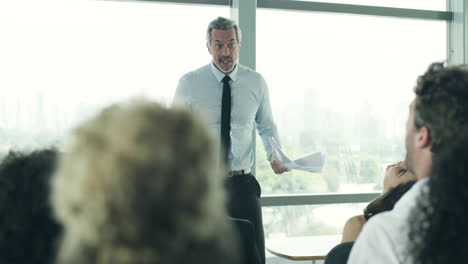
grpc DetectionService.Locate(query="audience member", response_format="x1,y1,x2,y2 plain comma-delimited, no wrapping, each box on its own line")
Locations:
325,163,416,264
51,100,239,264
0,149,61,264
347,62,468,263
342,161,416,243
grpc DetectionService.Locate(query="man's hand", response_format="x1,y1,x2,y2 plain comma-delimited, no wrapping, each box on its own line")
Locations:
270,159,290,174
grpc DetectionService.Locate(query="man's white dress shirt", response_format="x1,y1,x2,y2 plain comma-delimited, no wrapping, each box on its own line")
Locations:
347,178,428,264
173,63,280,171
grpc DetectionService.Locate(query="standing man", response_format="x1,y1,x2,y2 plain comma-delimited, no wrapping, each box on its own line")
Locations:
173,17,289,264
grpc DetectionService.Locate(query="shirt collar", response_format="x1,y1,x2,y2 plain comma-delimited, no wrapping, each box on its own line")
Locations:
210,62,238,83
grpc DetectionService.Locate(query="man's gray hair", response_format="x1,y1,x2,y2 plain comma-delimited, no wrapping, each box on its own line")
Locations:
206,16,242,44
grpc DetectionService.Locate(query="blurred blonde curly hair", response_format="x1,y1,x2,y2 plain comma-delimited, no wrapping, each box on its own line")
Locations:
52,100,238,264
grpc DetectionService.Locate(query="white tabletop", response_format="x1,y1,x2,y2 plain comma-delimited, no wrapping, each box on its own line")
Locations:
266,234,342,261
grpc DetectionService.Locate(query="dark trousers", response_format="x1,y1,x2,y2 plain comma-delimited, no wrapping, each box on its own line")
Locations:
226,173,265,264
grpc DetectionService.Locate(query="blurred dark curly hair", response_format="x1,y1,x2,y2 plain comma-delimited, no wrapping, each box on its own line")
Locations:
413,62,468,153
0,149,62,264
408,132,468,264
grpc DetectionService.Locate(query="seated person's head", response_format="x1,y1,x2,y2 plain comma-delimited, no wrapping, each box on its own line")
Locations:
51,100,239,264
407,63,468,177
0,149,61,264
383,161,416,193
364,161,417,220
364,180,417,220
341,162,417,242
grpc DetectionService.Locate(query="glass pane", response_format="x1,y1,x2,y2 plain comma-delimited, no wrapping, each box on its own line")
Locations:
264,203,366,261
263,203,366,237
256,9,446,194
292,0,446,11
0,0,228,152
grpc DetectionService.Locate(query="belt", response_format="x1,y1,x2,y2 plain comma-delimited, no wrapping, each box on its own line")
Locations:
229,168,251,176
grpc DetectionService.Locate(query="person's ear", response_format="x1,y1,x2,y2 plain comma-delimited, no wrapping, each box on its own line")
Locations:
207,42,212,54
416,126,431,149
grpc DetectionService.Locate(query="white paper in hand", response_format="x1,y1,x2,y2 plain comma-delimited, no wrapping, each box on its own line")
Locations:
270,137,325,173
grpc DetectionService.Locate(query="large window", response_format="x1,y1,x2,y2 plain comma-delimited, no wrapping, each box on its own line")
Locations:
256,9,446,196
255,7,446,239
0,0,228,152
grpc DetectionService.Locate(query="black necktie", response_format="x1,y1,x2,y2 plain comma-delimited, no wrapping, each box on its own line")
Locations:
221,75,231,163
